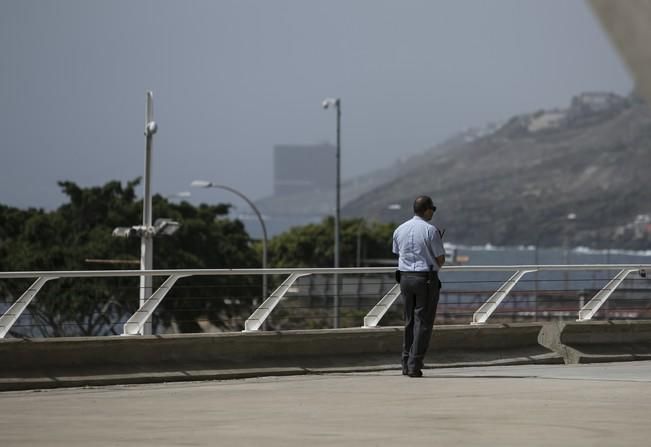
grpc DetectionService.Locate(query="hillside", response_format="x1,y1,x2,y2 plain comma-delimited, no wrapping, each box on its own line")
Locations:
253,123,498,237
343,93,651,249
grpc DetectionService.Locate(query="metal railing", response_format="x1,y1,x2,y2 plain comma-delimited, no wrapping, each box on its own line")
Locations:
0,264,649,338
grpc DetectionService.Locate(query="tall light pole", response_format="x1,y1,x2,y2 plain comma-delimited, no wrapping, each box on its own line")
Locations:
191,181,268,307
532,212,578,314
356,219,365,267
563,212,577,292
112,92,181,335
141,91,158,335
322,97,341,328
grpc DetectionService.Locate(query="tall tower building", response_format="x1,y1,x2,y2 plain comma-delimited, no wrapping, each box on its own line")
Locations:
273,143,336,196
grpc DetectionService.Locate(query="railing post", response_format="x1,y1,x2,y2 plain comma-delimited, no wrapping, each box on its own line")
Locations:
577,268,636,321
471,269,536,325
363,283,401,328
0,277,58,338
123,274,190,336
243,273,311,332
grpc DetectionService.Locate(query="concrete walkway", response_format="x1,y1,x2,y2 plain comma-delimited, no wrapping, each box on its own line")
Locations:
2,361,651,446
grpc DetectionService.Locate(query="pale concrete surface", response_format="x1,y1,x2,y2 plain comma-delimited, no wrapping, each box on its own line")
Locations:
2,361,651,447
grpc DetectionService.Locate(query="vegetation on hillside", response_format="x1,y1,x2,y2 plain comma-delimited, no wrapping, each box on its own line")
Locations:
344,93,651,250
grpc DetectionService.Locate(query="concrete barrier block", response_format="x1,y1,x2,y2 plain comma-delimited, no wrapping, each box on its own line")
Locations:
553,320,651,364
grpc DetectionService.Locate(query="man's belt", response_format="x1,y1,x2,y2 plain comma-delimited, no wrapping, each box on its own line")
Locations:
396,270,440,288
400,271,434,277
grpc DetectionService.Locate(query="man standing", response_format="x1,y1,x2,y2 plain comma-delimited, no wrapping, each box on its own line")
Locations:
392,195,446,378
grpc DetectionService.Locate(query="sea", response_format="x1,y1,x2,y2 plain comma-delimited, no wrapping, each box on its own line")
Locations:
440,243,651,292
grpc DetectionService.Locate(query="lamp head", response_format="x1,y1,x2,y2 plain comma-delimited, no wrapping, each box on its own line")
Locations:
112,227,134,238
322,98,339,109
145,121,158,136
191,180,213,188
154,218,181,236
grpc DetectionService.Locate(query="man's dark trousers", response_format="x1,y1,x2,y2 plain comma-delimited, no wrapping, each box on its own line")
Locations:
401,272,440,374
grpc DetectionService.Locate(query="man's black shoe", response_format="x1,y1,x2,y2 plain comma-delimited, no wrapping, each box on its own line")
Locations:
407,370,423,378
402,368,408,376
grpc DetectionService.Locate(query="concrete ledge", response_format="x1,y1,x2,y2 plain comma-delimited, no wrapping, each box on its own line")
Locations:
6,321,650,391
0,323,556,390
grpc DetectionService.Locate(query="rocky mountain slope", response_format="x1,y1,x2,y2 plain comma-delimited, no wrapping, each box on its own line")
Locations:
344,93,651,249
253,121,500,237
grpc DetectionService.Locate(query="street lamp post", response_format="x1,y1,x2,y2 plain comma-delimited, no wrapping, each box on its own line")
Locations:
112,92,180,335
563,212,577,292
533,234,542,318
141,91,157,335
533,212,578,314
322,97,341,328
356,219,365,267
191,181,268,308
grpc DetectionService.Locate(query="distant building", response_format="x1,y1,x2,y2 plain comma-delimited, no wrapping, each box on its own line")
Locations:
516,92,627,134
571,92,624,111
567,92,626,120
527,110,566,132
273,143,336,196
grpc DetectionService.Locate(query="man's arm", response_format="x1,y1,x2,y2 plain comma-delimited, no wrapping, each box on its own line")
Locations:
429,225,446,268
392,231,399,255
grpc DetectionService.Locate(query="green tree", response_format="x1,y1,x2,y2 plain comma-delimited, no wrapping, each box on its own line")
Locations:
1,185,400,336
150,199,259,332
268,217,395,267
264,217,396,330
0,179,259,336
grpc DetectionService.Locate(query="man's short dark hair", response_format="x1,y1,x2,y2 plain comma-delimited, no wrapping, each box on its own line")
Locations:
413,195,436,216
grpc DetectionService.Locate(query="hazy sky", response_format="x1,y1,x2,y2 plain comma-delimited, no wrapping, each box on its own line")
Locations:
0,0,633,210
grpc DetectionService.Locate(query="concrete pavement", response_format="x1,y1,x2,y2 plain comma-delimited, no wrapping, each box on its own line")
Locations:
2,361,651,446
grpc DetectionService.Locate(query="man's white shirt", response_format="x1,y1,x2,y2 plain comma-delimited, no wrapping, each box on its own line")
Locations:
392,216,446,272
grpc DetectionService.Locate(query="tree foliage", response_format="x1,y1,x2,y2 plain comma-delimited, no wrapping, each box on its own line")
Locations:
0,181,398,336
0,179,258,336
267,217,395,268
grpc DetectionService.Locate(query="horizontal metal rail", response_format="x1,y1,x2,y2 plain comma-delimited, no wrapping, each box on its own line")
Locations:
0,267,395,279
0,264,649,279
0,264,649,337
